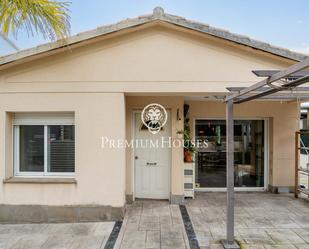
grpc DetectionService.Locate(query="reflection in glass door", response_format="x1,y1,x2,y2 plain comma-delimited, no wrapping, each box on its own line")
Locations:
195,119,265,188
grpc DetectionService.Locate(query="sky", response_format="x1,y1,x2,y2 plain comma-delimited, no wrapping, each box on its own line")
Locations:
5,0,309,55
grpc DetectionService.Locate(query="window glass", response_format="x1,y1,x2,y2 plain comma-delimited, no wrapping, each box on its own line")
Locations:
19,125,44,172
195,120,264,188
15,124,75,175
47,125,75,172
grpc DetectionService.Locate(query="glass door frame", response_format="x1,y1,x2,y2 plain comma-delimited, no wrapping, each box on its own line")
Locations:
193,117,269,192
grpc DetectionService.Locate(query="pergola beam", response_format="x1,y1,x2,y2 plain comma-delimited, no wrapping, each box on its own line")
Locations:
227,86,309,100
225,57,309,102
234,75,309,104
252,70,309,78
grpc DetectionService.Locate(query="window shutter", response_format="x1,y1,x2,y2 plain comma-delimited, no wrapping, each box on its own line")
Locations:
13,112,74,125
49,126,75,173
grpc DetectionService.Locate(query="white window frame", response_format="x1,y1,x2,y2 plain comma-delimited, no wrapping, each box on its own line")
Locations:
13,113,75,177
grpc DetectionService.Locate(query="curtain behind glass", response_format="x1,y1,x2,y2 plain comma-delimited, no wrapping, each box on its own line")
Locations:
19,125,44,172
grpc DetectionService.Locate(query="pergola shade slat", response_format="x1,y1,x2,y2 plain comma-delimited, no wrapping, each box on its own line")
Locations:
234,75,309,103
253,70,309,78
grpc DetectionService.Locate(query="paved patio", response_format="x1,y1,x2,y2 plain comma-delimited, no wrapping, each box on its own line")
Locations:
0,193,308,249
186,192,309,249
116,192,309,249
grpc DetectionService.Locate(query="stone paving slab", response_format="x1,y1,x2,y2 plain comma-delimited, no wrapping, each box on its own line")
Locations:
0,222,114,249
116,200,189,249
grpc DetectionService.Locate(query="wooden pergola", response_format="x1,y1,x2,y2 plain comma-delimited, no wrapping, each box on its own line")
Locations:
222,57,309,249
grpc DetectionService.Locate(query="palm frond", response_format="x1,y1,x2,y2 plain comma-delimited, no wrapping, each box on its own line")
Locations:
0,0,71,41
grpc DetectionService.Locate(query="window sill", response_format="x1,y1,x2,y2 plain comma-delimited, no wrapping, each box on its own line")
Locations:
3,177,77,184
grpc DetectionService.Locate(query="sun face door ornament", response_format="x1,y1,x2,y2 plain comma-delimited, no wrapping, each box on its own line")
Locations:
141,103,168,134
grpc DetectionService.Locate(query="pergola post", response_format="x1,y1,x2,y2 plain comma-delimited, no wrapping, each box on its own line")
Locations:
220,58,309,249
222,100,240,249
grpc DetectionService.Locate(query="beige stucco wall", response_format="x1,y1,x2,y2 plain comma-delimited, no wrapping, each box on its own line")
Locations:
0,23,301,206
187,101,299,188
0,93,126,207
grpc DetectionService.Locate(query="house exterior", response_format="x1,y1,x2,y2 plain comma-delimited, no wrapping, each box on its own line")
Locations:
0,7,307,222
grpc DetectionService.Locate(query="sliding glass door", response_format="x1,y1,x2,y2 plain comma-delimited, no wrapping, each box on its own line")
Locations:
195,119,265,188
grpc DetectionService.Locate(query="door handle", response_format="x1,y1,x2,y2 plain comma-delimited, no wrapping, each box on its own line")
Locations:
146,162,157,166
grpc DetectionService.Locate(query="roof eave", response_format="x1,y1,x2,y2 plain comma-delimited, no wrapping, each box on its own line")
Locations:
0,7,307,69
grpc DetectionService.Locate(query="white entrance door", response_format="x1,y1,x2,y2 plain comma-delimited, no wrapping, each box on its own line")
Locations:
134,112,171,199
